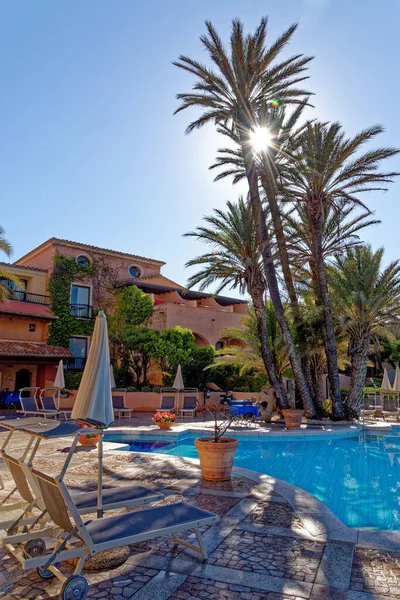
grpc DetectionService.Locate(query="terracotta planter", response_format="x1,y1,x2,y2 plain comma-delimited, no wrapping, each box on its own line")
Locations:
282,409,304,430
194,437,239,482
78,434,100,447
156,422,174,430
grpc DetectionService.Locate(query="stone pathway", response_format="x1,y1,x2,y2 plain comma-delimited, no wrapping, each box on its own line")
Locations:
0,426,399,599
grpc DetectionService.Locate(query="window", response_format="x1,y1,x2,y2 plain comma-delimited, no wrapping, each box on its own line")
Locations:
69,337,88,369
70,284,91,318
28,324,36,332
76,255,90,267
71,284,90,305
215,341,225,351
128,265,141,278
1,278,25,292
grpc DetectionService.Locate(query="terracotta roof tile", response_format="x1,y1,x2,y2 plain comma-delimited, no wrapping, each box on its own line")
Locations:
17,238,165,266
0,341,72,358
0,261,47,273
0,301,57,320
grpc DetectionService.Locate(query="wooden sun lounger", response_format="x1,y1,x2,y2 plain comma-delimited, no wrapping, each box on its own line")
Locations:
0,450,165,540
11,468,219,599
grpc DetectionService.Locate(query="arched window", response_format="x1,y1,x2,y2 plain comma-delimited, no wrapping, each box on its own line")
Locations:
76,255,90,267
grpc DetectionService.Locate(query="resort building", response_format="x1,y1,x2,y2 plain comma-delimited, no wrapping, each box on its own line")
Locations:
0,262,72,391
0,238,247,389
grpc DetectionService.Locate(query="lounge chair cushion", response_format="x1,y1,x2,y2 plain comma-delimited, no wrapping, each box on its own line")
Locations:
72,485,163,510
86,502,217,546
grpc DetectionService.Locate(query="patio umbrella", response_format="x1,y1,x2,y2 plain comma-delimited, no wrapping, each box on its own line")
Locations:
71,310,113,517
381,368,391,391
71,310,113,428
173,365,184,412
110,364,116,389
53,360,65,390
173,364,184,391
393,366,400,392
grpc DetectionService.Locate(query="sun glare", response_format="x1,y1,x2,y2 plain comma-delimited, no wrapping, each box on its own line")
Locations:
250,126,272,152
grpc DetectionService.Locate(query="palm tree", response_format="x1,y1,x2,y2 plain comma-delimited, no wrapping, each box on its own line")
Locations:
212,304,290,381
174,18,317,417
0,227,20,301
185,198,290,408
329,245,400,416
284,121,399,419
285,200,380,273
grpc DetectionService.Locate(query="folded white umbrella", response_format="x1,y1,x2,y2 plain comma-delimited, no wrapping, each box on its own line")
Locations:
71,310,114,428
173,364,184,391
381,368,391,391
54,359,65,389
393,365,400,392
110,364,116,390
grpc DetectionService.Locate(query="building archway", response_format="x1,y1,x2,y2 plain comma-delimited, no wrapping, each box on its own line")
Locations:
15,369,32,393
193,333,210,347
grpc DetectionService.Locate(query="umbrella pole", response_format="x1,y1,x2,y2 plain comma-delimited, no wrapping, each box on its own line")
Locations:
97,431,104,518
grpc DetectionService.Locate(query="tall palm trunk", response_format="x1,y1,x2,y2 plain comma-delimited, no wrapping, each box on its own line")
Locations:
250,280,290,409
261,171,315,404
310,357,326,415
239,132,317,418
311,215,344,419
347,336,370,418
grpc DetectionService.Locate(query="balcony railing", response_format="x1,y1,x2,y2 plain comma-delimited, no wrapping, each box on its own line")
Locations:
65,357,87,371
69,304,93,319
6,288,50,305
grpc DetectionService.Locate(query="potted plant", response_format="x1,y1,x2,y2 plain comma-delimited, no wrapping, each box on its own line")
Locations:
78,433,100,447
282,395,304,429
194,402,239,481
152,411,176,430
78,422,100,447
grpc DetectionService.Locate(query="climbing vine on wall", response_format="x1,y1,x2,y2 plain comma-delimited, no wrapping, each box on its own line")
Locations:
47,254,95,348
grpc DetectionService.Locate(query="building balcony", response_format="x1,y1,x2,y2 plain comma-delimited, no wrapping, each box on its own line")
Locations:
69,304,93,319
6,288,50,305
65,356,87,371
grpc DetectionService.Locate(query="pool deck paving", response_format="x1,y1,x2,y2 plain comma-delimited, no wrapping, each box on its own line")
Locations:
0,415,399,600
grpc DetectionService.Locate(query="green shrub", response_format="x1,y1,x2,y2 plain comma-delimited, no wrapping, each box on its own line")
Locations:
65,371,83,390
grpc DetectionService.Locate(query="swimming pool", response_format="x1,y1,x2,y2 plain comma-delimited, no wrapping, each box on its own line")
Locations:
105,430,400,531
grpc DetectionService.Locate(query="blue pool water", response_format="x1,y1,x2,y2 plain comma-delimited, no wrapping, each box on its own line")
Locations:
105,430,400,531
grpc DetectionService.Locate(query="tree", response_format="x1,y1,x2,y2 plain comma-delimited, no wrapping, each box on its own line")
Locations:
158,327,196,384
215,303,290,382
110,285,153,332
183,346,215,389
174,17,317,416
329,245,400,416
0,227,21,301
185,197,290,408
120,327,162,387
109,285,154,386
284,121,399,418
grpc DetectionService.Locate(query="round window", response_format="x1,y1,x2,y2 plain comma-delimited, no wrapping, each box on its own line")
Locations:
129,265,140,278
76,255,90,267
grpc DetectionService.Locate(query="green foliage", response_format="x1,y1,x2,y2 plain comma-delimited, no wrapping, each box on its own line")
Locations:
159,327,196,384
108,286,156,388
210,364,267,392
183,346,215,388
65,371,84,390
47,254,95,348
109,286,153,333
340,388,350,402
381,338,400,368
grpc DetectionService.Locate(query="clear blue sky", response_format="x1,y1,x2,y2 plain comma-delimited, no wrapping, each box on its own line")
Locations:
1,0,399,297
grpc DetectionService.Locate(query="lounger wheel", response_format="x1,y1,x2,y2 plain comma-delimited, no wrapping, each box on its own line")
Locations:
23,538,46,558
60,575,88,600
37,565,56,580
